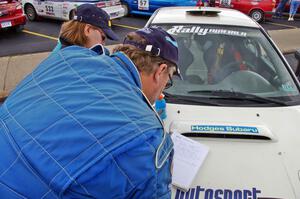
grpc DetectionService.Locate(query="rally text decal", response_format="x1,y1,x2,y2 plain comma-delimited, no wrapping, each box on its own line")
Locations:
167,26,247,37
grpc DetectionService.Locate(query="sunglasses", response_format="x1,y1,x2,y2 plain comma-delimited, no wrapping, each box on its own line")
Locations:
158,62,174,90
165,74,173,90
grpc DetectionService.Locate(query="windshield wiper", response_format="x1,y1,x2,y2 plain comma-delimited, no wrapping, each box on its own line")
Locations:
188,90,288,106
164,92,222,106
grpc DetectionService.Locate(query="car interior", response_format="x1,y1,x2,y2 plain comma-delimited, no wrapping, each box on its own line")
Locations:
165,25,299,98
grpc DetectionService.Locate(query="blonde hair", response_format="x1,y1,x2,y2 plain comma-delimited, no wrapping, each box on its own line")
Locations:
113,32,175,75
59,20,88,46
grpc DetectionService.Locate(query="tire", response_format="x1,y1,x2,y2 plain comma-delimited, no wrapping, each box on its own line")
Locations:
14,25,24,33
25,4,37,21
250,9,264,23
69,9,75,20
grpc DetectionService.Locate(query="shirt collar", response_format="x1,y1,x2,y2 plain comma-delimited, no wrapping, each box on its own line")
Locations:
89,44,110,56
110,52,142,89
59,37,109,56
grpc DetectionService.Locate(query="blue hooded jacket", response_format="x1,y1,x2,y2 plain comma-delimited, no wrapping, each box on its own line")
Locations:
0,45,173,198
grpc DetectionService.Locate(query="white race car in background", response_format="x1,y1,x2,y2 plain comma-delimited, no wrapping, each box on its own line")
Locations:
22,0,125,21
146,7,300,199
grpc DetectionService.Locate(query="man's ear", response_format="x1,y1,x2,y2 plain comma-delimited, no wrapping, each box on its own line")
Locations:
153,63,168,83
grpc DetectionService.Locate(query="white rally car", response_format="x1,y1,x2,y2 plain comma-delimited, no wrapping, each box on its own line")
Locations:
146,7,300,199
22,0,125,21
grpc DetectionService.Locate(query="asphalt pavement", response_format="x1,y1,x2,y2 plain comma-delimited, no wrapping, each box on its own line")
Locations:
0,15,299,57
0,16,147,57
1,15,300,101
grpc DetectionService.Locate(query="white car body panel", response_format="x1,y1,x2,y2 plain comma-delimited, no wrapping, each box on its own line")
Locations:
149,6,258,28
165,104,300,199
148,6,300,199
22,0,125,20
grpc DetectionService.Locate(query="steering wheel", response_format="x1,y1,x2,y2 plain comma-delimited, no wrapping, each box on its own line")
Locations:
212,60,257,83
221,70,274,93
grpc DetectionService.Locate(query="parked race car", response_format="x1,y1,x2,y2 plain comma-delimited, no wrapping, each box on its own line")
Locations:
22,0,125,21
215,0,276,22
0,0,26,31
146,6,300,199
121,0,198,16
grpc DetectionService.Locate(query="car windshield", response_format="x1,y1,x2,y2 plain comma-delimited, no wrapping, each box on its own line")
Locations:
154,24,300,106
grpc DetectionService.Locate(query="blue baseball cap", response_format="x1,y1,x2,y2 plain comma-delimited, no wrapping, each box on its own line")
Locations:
123,27,181,78
74,4,119,41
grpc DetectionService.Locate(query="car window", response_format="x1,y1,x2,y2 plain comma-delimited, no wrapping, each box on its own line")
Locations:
153,24,300,105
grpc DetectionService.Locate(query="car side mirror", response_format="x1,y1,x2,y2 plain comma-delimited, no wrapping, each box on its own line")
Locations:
294,49,300,80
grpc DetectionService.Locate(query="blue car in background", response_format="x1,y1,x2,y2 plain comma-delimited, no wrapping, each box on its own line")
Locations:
121,0,198,16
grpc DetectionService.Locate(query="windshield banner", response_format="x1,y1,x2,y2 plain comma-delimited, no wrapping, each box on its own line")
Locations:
167,25,247,37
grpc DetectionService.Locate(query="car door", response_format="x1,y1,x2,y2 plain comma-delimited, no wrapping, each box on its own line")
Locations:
32,0,47,17
233,0,249,14
42,0,63,19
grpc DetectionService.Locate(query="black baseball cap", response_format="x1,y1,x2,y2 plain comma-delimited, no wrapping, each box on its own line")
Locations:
123,27,182,79
74,4,119,41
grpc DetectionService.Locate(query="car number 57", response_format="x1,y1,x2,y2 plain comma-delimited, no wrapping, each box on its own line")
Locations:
138,0,149,10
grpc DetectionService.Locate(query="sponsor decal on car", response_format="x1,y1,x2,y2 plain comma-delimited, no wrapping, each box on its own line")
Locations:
45,5,54,13
167,25,247,37
191,125,259,134
281,82,296,92
175,186,261,199
138,0,149,10
63,2,69,9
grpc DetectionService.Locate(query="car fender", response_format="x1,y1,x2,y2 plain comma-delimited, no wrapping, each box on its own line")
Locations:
22,0,35,12
247,6,264,15
61,2,76,20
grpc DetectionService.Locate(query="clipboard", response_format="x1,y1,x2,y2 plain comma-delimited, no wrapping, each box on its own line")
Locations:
171,132,209,191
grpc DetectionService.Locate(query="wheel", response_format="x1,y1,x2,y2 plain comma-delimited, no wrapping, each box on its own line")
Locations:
69,9,75,20
25,4,37,21
14,25,24,33
250,9,264,23
122,3,130,16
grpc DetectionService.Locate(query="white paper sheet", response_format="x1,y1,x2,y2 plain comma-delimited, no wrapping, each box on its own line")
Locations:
171,132,209,191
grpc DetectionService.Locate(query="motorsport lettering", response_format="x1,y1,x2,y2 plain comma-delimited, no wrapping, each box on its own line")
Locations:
175,186,261,199
191,125,259,133
167,25,247,37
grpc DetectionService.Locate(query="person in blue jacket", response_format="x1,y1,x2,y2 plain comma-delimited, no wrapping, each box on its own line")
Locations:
0,23,181,198
52,3,118,55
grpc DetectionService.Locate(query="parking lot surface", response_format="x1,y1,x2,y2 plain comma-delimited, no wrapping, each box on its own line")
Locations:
0,15,300,57
1,14,300,99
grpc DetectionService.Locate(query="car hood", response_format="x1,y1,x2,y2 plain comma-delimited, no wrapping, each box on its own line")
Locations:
165,103,300,199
